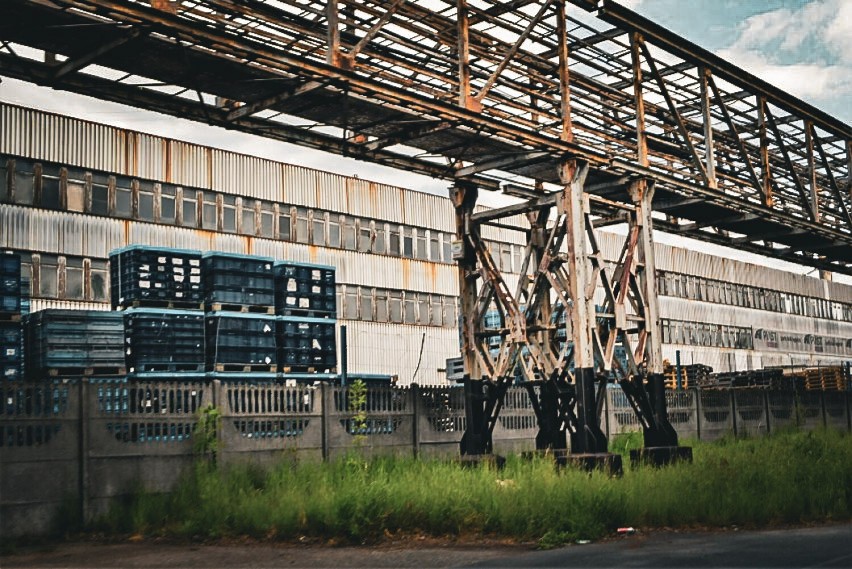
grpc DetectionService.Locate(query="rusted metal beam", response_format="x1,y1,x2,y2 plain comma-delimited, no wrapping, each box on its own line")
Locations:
226,80,329,121
630,33,647,167
556,0,574,142
699,67,717,188
53,29,141,79
455,151,551,178
804,120,820,222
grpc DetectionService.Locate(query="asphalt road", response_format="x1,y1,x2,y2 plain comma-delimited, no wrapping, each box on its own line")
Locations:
3,524,850,569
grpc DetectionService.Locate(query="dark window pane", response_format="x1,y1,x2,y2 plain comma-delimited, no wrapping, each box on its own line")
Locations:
0,162,7,201
223,204,237,232
295,208,309,244
416,229,428,260
430,233,440,261
402,228,413,258
360,293,373,322
41,173,61,210
260,211,274,238
312,216,325,245
329,219,341,248
91,184,109,215
15,170,34,205
242,208,256,235
139,191,155,221
115,181,132,217
39,256,58,298
358,225,372,253
66,266,84,300
374,225,386,254
161,194,176,223
278,213,291,240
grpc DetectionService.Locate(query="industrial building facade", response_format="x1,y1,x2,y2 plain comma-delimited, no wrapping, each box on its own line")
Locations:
2,103,851,383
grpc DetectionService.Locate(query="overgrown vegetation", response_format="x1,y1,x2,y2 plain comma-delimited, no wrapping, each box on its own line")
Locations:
95,429,852,545
192,404,221,463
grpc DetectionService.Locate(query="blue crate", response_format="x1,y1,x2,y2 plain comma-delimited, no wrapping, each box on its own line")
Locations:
202,252,276,307
205,312,276,370
276,316,337,372
110,246,203,309
273,261,336,317
25,310,125,375
123,308,205,373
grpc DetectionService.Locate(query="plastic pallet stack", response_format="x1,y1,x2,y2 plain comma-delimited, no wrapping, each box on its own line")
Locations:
25,310,125,377
273,262,337,377
111,246,206,381
203,253,277,379
1,251,23,382
123,309,205,375
110,245,203,310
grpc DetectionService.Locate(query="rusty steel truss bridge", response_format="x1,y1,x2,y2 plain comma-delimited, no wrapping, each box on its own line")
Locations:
2,0,851,465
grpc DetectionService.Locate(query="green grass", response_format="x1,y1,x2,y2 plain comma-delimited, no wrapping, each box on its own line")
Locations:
94,429,852,545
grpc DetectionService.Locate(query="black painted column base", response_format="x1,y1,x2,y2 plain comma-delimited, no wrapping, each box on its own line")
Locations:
630,446,693,467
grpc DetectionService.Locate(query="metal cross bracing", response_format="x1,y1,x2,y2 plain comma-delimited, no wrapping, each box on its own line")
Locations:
1,0,850,272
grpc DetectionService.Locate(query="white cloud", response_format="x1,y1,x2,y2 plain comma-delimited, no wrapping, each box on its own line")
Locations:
715,0,852,110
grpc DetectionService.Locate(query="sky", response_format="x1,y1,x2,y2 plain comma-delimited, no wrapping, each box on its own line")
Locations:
0,0,849,281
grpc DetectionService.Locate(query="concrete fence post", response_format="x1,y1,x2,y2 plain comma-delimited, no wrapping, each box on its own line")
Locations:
78,379,89,527
764,390,771,435
410,383,420,458
320,382,330,461
693,388,702,441
730,390,738,438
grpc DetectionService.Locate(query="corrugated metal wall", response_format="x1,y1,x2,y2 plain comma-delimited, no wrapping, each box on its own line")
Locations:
3,102,852,382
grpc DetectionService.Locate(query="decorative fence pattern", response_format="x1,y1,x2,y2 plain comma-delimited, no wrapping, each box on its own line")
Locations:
1,379,850,538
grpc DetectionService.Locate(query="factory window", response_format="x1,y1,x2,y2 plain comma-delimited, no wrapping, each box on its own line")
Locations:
328,215,341,248
342,216,357,250
513,245,523,274
201,192,217,231
344,286,358,320
374,223,387,255
14,160,35,205
241,199,257,235
160,185,176,224
418,294,430,324
415,229,428,260
429,231,441,261
500,244,512,273
41,164,62,210
138,181,156,222
402,227,414,258
38,254,59,299
278,208,291,240
0,160,7,201
115,177,133,218
360,288,373,322
403,293,417,324
389,226,401,256
222,195,237,232
312,211,326,245
181,189,198,227
90,260,109,303
442,234,453,263
389,291,403,324
295,207,309,244
444,298,457,328
65,257,85,300
358,221,372,253
260,203,275,238
375,290,388,323
430,296,443,326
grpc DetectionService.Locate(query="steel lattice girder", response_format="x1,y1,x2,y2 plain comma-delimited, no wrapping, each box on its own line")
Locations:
1,0,850,272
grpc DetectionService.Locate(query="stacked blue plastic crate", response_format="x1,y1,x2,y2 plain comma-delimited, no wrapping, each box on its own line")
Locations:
110,246,205,382
25,310,125,377
203,253,277,379
0,251,23,382
273,262,337,378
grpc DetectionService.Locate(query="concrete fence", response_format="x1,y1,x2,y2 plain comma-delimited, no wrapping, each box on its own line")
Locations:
2,380,850,537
